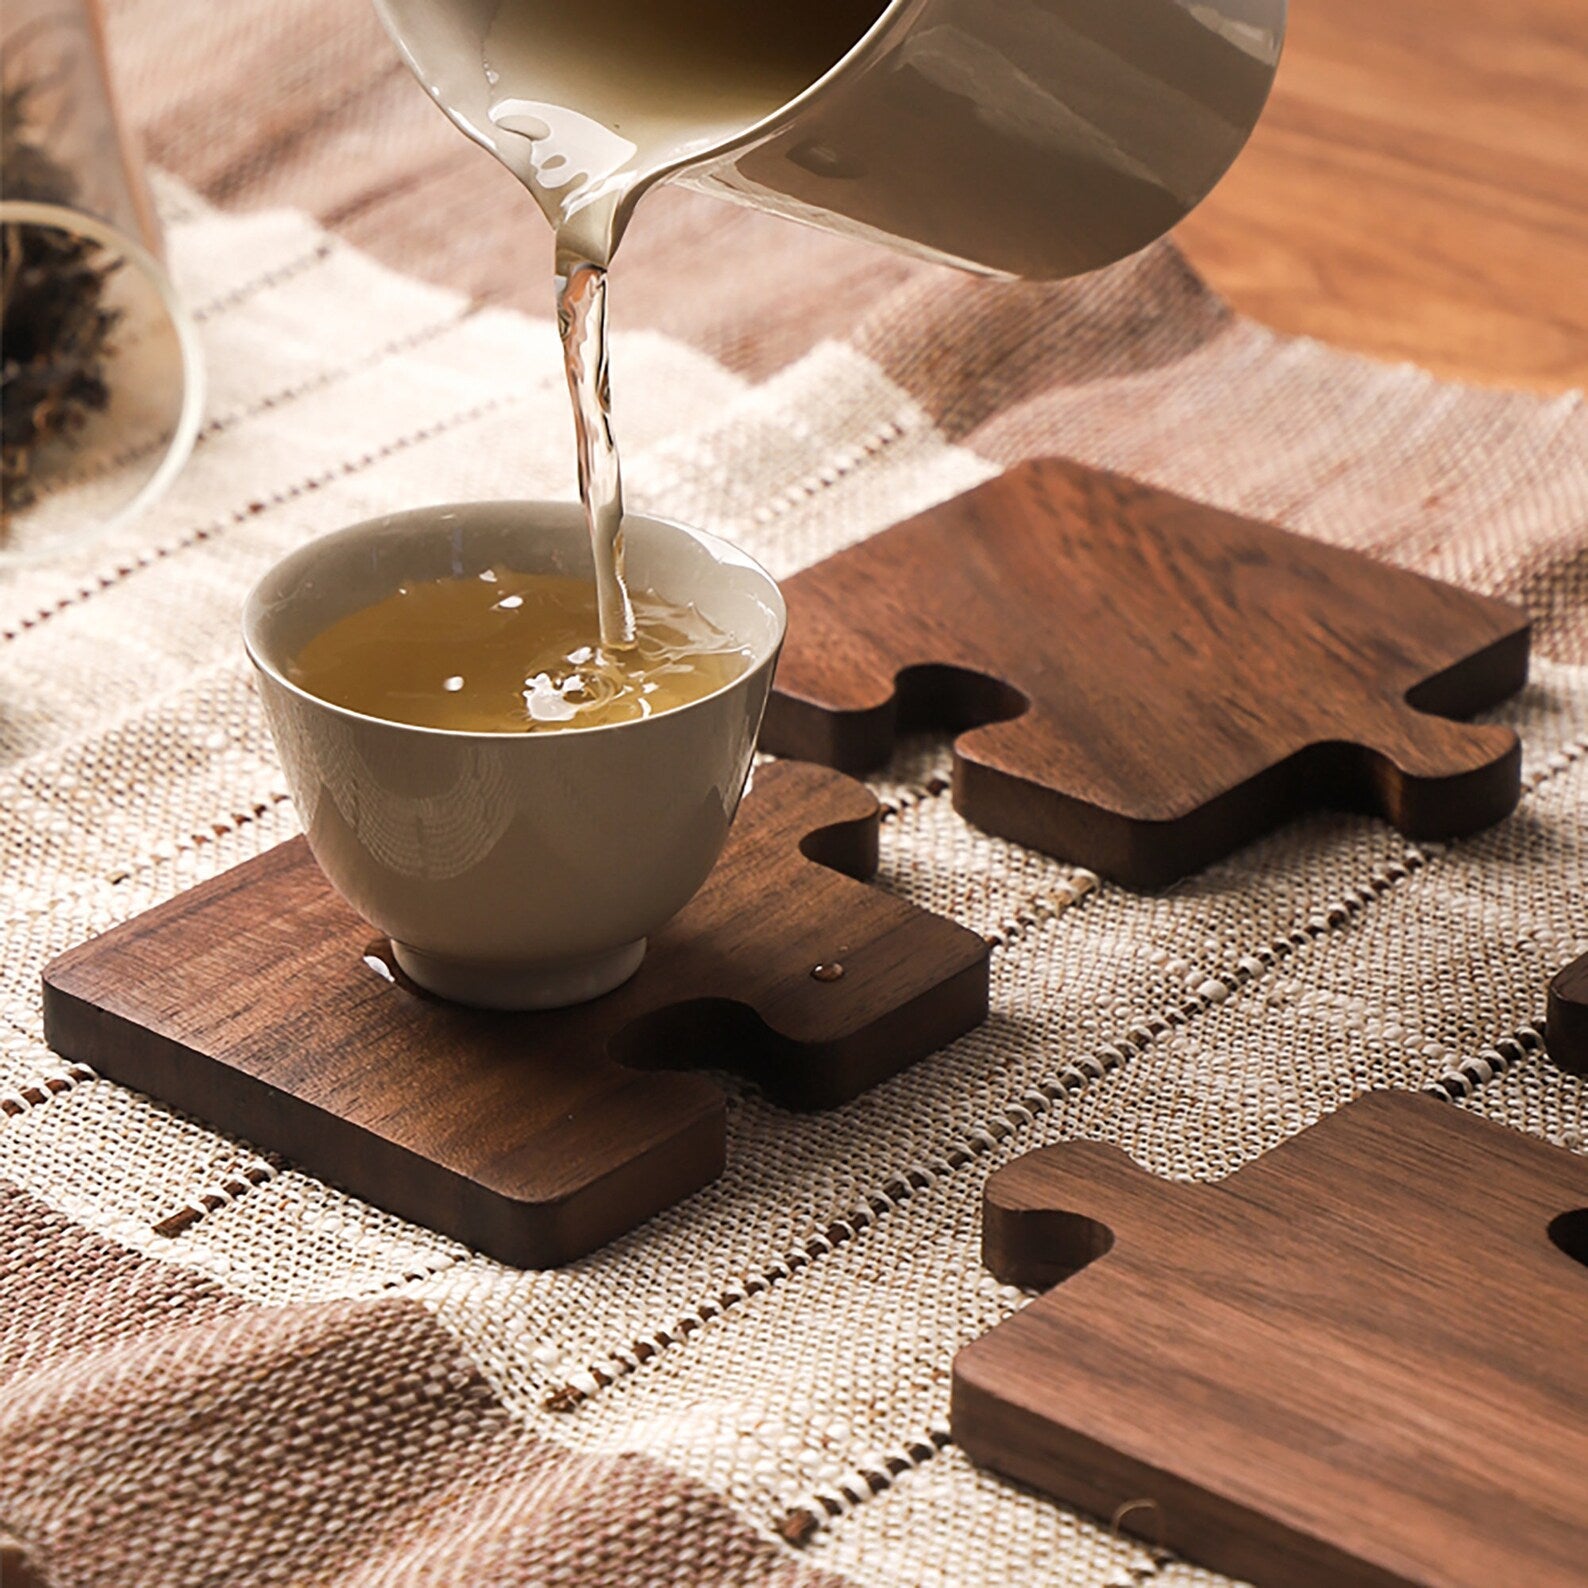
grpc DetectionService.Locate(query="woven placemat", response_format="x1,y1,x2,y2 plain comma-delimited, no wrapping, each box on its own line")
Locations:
0,160,1584,1588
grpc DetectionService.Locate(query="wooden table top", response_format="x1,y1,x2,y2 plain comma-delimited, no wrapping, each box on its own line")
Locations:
1177,0,1588,392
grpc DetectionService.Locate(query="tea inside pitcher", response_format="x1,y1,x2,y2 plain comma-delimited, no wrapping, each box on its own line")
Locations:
462,0,887,647
286,567,751,732
482,0,885,264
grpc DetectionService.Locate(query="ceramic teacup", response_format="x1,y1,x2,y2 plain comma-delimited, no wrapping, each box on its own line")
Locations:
243,501,785,1009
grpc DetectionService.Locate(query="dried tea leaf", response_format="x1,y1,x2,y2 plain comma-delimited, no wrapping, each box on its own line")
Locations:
1,80,122,533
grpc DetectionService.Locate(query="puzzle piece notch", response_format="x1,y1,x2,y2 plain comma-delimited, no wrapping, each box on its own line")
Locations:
43,762,989,1267
952,1092,1588,1588
763,459,1529,886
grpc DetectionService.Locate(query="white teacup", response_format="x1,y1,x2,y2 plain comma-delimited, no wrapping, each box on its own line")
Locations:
243,501,785,1010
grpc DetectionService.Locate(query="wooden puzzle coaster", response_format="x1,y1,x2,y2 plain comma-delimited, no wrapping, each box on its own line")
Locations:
0,1532,44,1588
952,1092,1588,1588
1545,953,1588,1075
42,762,988,1267
762,459,1531,887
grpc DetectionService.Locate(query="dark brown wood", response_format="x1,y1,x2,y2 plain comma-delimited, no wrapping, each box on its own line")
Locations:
0,1532,45,1588
952,1092,1588,1588
1545,952,1588,1076
42,762,987,1268
762,460,1530,887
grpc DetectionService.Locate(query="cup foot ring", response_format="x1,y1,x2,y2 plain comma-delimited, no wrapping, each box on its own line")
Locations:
389,938,646,1010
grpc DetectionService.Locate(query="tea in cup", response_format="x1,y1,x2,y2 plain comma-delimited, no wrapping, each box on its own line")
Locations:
243,500,785,1009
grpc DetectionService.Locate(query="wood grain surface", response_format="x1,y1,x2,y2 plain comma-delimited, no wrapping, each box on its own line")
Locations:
40,762,989,1267
952,1091,1588,1588
761,459,1530,887
1178,0,1588,391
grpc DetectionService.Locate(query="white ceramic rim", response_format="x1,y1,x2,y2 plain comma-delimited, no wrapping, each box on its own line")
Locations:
0,199,207,568
242,501,787,742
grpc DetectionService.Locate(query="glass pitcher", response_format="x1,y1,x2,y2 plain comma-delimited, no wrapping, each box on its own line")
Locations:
373,0,1285,280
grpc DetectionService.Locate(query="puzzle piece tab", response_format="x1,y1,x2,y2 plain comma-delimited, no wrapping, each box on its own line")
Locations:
1546,951,1588,1075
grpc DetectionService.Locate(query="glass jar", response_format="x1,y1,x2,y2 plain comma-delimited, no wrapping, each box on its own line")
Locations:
1,0,204,564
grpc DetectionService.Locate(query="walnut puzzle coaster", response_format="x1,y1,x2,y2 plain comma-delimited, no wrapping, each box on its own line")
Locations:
762,459,1531,887
1545,952,1588,1076
952,1092,1588,1588
42,762,989,1267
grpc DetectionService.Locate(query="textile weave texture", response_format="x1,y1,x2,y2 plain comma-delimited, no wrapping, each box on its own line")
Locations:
3,3,1587,1577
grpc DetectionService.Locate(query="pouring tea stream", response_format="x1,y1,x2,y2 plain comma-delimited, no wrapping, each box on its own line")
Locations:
374,0,1286,650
